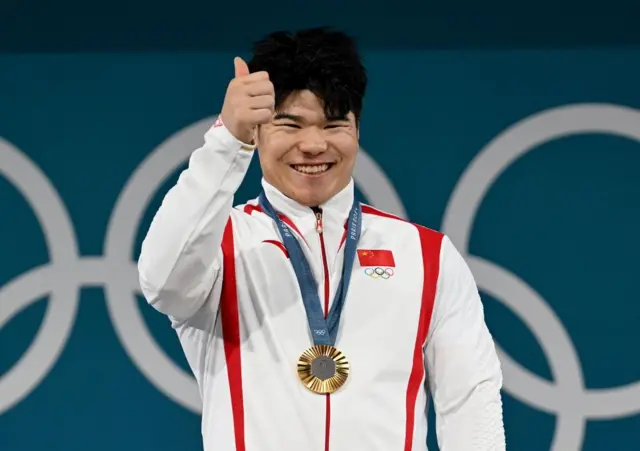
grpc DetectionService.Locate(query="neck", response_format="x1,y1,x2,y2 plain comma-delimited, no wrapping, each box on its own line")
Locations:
260,178,354,224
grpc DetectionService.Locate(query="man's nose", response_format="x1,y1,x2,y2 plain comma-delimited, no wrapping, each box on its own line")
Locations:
298,129,328,155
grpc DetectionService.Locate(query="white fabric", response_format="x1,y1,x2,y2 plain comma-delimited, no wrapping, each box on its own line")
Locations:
138,122,506,450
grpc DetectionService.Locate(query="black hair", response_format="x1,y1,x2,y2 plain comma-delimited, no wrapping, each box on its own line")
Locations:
248,27,367,123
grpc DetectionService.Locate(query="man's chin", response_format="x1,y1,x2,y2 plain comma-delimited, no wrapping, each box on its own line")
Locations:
277,175,349,207
288,187,332,208
294,193,328,208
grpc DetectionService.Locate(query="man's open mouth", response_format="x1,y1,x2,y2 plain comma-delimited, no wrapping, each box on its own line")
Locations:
290,163,334,175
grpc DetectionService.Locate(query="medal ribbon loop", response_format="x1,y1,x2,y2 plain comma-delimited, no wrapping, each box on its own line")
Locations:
258,191,362,346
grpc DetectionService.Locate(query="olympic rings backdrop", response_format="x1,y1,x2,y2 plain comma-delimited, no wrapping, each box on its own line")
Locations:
1,49,640,450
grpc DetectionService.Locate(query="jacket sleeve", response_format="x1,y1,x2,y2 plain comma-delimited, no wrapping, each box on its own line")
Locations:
137,122,254,322
425,235,506,450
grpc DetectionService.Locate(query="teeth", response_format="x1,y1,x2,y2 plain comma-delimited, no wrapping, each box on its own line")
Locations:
292,164,330,174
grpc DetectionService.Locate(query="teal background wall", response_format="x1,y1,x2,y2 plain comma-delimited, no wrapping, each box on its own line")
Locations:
1,3,639,450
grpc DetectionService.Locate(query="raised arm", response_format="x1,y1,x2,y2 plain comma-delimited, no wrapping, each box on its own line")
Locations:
425,236,506,450
137,123,254,321
137,57,275,322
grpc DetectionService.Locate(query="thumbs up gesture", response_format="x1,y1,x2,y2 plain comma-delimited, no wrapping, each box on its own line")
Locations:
219,57,275,145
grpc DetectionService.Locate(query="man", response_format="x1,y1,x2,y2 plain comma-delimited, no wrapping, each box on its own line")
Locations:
138,27,505,450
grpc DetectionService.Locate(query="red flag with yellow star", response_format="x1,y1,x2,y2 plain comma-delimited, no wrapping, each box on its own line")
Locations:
357,249,395,267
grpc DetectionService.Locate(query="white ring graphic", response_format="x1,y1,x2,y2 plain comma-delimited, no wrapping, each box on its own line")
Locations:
0,114,408,415
0,138,80,414
442,103,640,450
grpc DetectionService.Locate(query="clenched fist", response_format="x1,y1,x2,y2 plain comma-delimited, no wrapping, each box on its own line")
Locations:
220,57,275,145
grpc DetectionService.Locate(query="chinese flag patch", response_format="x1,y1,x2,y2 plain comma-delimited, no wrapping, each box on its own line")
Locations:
357,249,395,267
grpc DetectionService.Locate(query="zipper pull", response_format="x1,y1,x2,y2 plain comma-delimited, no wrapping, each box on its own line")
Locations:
315,211,323,233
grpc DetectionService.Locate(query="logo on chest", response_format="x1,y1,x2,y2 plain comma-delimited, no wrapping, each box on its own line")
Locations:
357,249,396,279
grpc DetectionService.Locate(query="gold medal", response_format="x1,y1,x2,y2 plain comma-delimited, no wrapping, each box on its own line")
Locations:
297,344,350,394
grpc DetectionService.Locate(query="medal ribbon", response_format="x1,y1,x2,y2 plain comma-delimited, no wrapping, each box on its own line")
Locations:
258,192,362,346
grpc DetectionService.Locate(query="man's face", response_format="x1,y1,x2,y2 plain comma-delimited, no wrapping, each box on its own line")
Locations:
255,90,359,207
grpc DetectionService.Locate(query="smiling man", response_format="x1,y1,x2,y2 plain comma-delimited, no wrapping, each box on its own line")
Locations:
255,90,357,208
138,27,506,451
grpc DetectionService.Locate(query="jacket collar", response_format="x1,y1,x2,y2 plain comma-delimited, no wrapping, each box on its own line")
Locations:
260,177,355,234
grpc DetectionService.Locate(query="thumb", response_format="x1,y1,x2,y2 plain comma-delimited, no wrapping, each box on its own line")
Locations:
234,57,250,78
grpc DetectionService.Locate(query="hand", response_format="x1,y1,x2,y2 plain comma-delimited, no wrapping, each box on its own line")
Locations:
219,57,275,144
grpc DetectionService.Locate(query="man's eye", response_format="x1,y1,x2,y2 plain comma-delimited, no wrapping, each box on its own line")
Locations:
278,123,300,128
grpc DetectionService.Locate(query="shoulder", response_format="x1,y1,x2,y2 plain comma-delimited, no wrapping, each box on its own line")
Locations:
225,197,271,239
361,203,444,239
362,203,449,264
234,197,262,216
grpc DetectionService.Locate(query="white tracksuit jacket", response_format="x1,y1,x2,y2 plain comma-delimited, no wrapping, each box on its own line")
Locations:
138,121,506,451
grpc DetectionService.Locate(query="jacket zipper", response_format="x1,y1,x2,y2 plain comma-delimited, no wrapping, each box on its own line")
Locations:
315,211,324,233
315,209,331,451
315,210,330,314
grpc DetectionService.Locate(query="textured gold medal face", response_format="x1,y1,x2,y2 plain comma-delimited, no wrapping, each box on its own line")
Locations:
297,345,350,394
